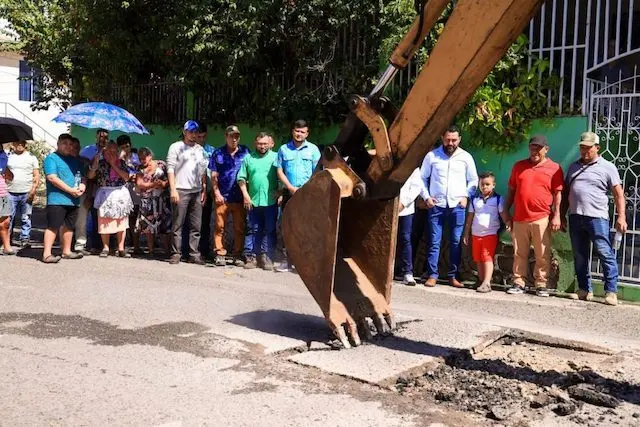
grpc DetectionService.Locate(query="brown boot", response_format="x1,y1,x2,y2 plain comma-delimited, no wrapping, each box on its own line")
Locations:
424,278,437,287
449,278,464,288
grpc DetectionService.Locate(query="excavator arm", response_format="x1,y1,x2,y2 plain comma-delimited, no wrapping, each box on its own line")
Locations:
282,0,544,348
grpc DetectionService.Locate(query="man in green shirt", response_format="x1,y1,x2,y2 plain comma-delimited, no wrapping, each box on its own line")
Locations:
237,132,279,270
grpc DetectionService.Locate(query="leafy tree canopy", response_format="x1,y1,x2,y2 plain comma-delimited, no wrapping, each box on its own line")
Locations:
1,0,557,151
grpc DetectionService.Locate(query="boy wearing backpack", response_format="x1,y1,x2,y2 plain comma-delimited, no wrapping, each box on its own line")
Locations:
463,172,511,293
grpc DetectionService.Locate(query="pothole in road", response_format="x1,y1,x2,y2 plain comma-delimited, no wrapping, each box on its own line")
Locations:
395,332,640,426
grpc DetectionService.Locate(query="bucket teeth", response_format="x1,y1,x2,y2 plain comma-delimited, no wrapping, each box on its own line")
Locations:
282,169,398,348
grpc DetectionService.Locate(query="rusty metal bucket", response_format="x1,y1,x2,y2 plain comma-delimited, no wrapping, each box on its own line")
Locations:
282,166,397,348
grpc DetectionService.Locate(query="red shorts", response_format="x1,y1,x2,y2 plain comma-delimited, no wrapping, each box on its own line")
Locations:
472,234,498,263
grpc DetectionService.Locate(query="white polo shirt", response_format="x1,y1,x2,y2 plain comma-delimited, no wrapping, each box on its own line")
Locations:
469,193,504,237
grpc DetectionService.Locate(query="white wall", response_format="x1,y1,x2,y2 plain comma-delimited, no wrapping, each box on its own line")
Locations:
0,53,68,146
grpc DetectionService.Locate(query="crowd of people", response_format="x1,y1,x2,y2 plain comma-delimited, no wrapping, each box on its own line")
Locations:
0,121,626,306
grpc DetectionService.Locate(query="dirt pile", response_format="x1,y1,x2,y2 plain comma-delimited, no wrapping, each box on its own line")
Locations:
395,339,640,425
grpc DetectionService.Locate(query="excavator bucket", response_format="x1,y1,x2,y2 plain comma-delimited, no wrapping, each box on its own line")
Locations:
282,167,397,348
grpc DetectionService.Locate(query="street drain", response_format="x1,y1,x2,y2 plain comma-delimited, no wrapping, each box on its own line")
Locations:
395,331,640,426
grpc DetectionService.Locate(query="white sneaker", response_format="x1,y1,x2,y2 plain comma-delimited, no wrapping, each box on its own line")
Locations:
403,274,417,286
275,261,291,272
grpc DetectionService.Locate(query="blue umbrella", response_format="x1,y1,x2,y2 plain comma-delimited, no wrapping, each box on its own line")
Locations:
53,102,150,134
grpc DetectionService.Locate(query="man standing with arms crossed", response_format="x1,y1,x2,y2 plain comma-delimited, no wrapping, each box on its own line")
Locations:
275,119,321,273
561,132,626,306
419,124,478,288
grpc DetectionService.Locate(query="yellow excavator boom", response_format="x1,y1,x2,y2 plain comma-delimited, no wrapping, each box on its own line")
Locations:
283,0,545,348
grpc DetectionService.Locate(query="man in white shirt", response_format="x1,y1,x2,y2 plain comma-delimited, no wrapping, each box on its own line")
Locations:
166,120,208,265
419,124,478,288
7,140,40,247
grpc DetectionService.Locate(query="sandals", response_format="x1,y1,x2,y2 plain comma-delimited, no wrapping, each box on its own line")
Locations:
42,255,61,264
116,250,131,258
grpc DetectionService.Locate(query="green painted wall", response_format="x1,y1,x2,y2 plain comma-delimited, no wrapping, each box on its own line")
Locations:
72,124,342,160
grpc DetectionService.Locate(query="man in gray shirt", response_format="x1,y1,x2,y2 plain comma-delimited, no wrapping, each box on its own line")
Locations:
561,131,626,306
166,120,208,265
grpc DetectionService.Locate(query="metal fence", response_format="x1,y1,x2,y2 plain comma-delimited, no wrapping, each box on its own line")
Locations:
110,82,188,124
527,0,640,115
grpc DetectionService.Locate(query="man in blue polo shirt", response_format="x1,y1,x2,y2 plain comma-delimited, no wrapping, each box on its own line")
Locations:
210,125,250,266
275,119,321,272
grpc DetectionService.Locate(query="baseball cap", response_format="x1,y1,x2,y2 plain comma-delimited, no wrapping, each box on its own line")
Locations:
183,120,200,132
578,131,599,146
529,135,549,147
225,125,240,135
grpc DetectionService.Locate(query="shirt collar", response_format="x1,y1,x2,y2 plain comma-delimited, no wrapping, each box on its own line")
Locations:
287,140,309,150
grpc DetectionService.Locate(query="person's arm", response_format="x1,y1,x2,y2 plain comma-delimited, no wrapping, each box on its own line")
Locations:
550,190,562,231
419,153,435,207
550,167,564,232
498,195,511,232
136,174,155,191
277,167,297,194
612,184,627,234
210,171,225,204
166,144,179,204
238,180,253,211
462,211,474,246
3,167,13,181
29,158,40,201
46,174,82,197
462,155,479,208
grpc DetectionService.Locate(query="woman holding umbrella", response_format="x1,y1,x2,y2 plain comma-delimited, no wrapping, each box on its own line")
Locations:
88,141,134,257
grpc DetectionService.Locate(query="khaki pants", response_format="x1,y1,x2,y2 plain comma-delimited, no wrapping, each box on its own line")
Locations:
512,217,551,288
214,202,245,256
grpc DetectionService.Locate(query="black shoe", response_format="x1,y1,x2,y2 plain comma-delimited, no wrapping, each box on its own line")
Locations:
189,255,205,265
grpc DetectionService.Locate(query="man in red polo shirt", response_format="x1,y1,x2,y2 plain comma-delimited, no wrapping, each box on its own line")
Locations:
504,135,563,297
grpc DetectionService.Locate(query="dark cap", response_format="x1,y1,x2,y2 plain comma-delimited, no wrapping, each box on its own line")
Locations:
225,125,240,135
529,135,549,147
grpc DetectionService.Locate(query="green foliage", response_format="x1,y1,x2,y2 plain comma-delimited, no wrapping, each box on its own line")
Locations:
1,0,560,151
458,35,560,152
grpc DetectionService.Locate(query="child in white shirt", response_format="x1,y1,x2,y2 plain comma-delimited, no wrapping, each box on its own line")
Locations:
463,172,511,292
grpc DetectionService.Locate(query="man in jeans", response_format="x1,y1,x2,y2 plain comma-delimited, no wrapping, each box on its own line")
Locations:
561,132,626,306
237,132,278,270
419,124,478,288
504,135,564,297
7,140,40,247
167,120,207,265
210,125,250,266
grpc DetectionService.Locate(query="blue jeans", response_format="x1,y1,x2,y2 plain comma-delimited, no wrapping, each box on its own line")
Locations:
245,205,278,259
396,214,414,276
569,214,618,293
424,205,466,279
8,192,32,242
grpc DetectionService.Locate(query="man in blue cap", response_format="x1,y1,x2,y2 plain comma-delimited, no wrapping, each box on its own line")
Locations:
166,120,208,265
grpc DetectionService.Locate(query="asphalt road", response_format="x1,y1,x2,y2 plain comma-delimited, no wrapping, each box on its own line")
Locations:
2,246,640,426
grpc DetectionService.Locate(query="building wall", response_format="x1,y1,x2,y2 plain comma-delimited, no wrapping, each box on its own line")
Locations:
0,53,68,146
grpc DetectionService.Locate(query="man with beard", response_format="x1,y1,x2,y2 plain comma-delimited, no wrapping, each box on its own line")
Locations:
237,132,278,270
419,124,478,288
